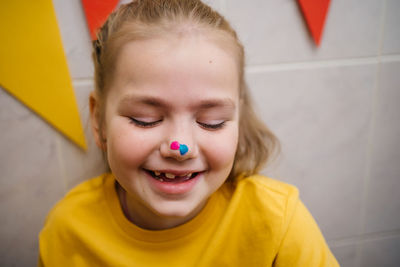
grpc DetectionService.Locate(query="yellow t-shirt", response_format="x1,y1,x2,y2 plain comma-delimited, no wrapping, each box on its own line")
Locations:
38,173,339,266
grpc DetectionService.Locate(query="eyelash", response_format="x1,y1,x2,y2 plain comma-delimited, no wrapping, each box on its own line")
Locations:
129,117,226,130
129,117,162,128
197,121,226,130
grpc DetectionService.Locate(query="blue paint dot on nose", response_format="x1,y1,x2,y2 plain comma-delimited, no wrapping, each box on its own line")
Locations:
179,144,188,155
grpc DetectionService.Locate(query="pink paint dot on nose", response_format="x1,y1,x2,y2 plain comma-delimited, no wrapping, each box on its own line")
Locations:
170,141,180,150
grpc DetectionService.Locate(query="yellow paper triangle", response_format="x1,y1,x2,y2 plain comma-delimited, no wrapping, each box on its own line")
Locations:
0,0,87,150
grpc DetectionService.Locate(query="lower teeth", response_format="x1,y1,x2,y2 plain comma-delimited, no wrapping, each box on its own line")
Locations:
150,171,198,182
156,175,194,182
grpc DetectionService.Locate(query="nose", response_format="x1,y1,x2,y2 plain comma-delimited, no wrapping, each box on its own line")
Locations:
159,123,198,161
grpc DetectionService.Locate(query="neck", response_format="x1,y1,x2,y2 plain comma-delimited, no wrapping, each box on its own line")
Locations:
116,182,205,230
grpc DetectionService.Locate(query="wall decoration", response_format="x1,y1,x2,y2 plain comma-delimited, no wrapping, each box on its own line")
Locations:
0,0,332,152
82,0,119,40
297,0,331,46
0,0,87,149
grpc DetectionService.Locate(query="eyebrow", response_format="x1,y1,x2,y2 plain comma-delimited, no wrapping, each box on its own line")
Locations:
119,95,168,108
119,95,236,110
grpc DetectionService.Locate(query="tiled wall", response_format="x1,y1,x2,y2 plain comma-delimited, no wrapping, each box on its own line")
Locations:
0,0,399,266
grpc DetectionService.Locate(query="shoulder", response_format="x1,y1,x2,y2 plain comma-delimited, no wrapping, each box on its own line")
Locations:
235,174,300,211
40,173,112,236
238,175,298,195
235,176,339,266
231,175,301,240
63,173,109,203
51,174,108,214
38,174,115,264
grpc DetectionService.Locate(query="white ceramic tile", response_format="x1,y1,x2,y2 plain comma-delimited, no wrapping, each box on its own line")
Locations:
203,0,224,14
0,88,63,193
364,61,400,234
246,63,376,240
0,88,66,266
359,235,400,267
330,243,357,267
56,82,108,190
52,0,94,79
382,0,400,55
226,0,382,65
0,176,66,267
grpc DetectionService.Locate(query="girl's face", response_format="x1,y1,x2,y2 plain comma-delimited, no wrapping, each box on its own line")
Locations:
97,34,239,229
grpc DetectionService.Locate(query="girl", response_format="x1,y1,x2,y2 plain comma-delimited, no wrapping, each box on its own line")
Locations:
39,0,339,266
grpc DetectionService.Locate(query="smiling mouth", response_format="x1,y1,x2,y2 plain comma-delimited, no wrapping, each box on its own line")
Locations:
144,169,200,183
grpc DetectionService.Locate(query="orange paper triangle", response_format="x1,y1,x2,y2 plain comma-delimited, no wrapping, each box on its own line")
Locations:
298,0,331,46
81,0,119,40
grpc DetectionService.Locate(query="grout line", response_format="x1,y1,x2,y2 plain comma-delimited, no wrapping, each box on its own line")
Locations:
354,1,387,266
377,0,387,58
71,55,400,84
245,53,400,74
329,229,400,248
381,54,400,62
245,57,380,73
354,64,381,265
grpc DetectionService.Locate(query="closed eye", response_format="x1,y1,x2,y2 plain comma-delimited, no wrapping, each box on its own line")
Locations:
197,121,226,130
129,117,162,128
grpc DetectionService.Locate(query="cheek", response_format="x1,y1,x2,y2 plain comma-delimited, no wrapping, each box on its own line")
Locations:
203,127,238,170
106,122,156,167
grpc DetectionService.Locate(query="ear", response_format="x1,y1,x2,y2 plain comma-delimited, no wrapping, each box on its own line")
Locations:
89,91,106,150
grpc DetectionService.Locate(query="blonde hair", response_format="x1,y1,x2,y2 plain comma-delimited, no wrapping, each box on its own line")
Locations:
92,0,279,181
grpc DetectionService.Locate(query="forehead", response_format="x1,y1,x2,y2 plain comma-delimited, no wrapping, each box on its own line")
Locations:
109,34,240,106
